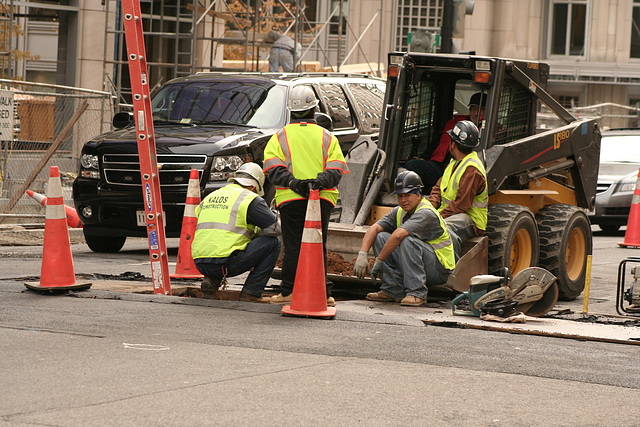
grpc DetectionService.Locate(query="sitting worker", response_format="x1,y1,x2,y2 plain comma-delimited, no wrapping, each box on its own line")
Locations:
263,85,349,307
405,92,487,193
191,162,281,303
353,171,456,306
265,30,302,72
428,120,488,259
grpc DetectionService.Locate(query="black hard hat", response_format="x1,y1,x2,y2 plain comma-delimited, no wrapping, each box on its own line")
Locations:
447,120,480,148
468,92,487,107
393,171,423,194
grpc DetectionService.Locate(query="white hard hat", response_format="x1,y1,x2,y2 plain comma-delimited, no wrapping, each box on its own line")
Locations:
228,162,265,196
288,85,319,112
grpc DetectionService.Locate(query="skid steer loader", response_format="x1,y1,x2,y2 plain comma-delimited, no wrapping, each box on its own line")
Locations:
332,52,601,309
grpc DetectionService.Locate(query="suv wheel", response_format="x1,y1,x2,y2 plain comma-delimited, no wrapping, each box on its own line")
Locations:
84,231,126,253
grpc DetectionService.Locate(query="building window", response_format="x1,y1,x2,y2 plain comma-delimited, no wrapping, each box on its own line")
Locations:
549,0,588,57
394,0,442,51
631,0,640,58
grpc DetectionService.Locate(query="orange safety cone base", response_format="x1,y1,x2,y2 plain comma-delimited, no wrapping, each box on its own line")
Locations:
618,242,640,248
281,304,336,318
25,281,92,292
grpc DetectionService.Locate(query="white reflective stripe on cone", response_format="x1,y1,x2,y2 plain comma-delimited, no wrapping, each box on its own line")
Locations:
301,227,323,244
46,176,62,198
184,203,197,218
46,203,66,220
186,177,199,196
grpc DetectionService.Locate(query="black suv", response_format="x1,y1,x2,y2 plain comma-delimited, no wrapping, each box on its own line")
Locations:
73,72,386,252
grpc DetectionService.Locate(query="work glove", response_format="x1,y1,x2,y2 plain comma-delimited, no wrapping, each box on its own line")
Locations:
370,257,384,283
313,173,332,190
353,250,369,278
289,178,313,198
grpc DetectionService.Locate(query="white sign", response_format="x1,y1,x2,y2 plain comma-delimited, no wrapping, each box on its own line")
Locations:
0,90,14,142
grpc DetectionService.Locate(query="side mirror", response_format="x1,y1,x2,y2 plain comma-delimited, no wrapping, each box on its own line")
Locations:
113,112,134,129
315,112,333,131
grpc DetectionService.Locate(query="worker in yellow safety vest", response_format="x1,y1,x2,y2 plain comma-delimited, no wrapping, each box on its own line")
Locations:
191,162,281,303
353,171,456,306
262,85,349,306
428,120,488,259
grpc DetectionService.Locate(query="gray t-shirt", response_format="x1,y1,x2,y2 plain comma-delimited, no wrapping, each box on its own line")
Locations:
377,202,445,242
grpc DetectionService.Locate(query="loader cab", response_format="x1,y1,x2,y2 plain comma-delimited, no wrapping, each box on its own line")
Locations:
381,53,543,188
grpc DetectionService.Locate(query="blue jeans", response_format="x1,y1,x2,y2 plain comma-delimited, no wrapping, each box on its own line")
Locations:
373,232,450,300
269,47,294,72
445,213,476,260
194,236,281,297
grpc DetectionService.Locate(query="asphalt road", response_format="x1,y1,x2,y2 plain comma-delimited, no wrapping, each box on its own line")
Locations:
1,228,640,426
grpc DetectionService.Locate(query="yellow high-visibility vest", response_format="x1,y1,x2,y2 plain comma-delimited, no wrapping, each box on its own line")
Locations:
263,122,348,206
396,198,456,270
439,151,488,231
192,183,258,259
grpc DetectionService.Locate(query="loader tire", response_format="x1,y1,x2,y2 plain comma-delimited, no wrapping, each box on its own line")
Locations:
536,204,592,301
486,204,539,277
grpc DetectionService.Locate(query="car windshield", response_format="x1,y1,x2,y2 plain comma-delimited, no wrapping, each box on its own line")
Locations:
600,134,640,163
151,79,286,128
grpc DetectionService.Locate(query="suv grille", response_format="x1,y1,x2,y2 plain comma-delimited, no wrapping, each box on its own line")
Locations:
596,183,611,194
103,154,207,187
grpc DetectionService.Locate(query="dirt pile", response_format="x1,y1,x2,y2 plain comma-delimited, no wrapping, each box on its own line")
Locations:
276,251,374,277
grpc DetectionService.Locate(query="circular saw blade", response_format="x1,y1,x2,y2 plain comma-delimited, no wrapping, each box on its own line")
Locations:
518,281,559,317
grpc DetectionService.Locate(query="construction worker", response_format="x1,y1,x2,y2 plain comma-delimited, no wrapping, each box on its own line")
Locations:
265,30,302,72
428,120,488,258
405,92,487,193
263,85,349,306
353,171,456,306
191,162,281,303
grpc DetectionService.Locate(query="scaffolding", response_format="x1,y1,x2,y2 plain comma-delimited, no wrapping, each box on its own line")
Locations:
102,0,384,108
0,0,14,80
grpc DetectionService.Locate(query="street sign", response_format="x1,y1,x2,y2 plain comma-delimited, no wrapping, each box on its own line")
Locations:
0,90,14,142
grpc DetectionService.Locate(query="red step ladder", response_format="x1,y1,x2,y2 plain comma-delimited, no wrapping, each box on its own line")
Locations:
121,0,171,295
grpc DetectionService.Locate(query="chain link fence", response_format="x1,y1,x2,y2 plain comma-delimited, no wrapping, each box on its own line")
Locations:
0,80,113,225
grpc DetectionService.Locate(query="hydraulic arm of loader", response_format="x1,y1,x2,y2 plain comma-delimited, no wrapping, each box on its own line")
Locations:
484,63,601,210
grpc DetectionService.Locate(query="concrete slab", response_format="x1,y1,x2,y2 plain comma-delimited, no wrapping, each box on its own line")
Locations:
421,309,640,346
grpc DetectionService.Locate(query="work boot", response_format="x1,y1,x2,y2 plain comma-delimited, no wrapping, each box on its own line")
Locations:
270,293,292,304
201,276,221,298
327,296,336,307
366,291,394,302
400,295,427,307
239,291,270,304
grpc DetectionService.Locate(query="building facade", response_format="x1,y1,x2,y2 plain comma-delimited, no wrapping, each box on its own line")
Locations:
9,0,640,119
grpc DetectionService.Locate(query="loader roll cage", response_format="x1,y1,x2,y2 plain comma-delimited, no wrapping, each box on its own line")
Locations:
379,52,599,211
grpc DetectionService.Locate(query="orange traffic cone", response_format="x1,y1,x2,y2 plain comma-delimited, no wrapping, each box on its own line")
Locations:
171,169,203,279
26,189,83,228
619,168,640,247
282,189,336,318
25,166,91,292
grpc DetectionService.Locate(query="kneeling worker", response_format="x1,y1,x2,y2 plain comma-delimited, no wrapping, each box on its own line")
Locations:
192,162,281,303
353,171,456,306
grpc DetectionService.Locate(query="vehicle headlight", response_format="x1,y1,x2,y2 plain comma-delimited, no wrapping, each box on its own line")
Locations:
81,154,99,169
210,155,246,181
213,155,243,172
617,180,637,193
